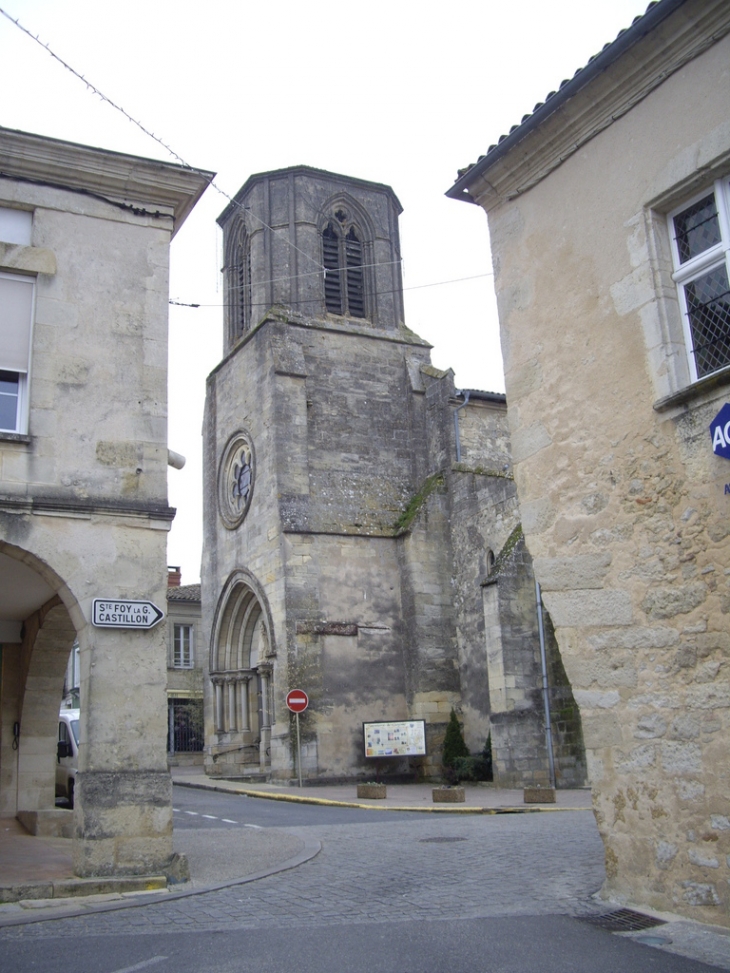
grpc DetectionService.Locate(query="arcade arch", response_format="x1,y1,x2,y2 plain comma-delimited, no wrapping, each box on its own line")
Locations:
0,544,79,828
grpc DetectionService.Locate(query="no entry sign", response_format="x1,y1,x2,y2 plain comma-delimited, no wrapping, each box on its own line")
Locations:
286,689,309,713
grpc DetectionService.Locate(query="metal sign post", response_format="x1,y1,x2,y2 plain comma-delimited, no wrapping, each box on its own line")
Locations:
286,689,309,788
295,712,302,789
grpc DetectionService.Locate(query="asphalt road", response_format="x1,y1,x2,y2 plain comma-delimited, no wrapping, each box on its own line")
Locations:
171,783,436,828
2,787,726,973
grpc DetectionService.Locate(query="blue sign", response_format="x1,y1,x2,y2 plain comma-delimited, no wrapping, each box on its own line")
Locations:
710,403,730,460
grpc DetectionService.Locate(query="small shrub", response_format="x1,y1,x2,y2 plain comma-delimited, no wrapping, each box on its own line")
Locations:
448,733,494,783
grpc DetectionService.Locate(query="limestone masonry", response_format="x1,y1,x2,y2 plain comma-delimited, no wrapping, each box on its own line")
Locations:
202,165,585,789
449,0,730,927
0,126,211,877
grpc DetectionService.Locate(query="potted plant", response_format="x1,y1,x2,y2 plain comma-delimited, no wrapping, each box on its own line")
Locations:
357,781,387,799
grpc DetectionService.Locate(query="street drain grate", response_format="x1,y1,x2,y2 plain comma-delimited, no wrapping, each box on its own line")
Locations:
577,909,667,932
419,837,467,843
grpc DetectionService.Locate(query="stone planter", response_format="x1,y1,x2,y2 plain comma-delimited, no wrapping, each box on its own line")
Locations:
357,783,387,799
523,786,556,804
432,786,465,803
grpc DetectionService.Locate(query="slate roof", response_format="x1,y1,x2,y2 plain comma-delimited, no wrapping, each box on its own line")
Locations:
167,583,201,603
447,0,683,199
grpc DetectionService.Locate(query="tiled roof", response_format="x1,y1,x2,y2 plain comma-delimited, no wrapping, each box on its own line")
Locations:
167,583,201,603
448,0,675,195
457,388,507,403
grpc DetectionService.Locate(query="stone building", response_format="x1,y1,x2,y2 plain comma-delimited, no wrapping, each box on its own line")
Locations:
166,568,204,766
448,0,730,924
202,165,585,787
0,126,211,876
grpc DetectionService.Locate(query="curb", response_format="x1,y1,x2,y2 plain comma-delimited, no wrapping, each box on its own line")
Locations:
173,779,593,814
0,837,322,929
0,873,167,906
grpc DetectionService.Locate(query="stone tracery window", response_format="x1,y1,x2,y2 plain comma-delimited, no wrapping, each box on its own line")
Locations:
322,211,366,318
218,432,255,530
227,223,252,343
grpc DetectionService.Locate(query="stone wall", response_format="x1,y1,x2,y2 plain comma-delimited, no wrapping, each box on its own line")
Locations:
0,128,210,876
461,8,730,923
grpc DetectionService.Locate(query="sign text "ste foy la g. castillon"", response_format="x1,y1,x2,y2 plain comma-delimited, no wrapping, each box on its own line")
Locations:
92,599,165,629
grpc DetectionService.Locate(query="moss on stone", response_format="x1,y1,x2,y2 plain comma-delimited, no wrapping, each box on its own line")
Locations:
489,523,523,577
393,472,445,536
452,463,514,479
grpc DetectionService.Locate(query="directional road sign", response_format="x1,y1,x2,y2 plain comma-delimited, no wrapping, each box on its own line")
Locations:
286,689,309,713
92,599,165,629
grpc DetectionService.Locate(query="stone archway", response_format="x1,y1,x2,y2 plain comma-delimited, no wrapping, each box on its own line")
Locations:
208,572,276,777
0,544,79,834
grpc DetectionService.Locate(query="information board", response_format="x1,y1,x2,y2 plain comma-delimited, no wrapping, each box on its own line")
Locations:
363,719,427,758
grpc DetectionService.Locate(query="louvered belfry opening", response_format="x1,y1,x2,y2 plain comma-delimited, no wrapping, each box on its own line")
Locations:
322,218,366,319
345,226,365,317
323,222,342,314
228,226,252,342
236,239,252,335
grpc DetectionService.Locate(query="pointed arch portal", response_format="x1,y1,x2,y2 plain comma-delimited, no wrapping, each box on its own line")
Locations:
210,572,275,774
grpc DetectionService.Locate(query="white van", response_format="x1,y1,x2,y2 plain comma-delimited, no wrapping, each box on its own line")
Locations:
56,708,79,808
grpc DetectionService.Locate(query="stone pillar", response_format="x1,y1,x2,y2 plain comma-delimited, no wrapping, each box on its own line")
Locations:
226,677,237,732
259,667,271,771
213,678,224,732
239,676,250,731
73,619,173,878
259,671,270,727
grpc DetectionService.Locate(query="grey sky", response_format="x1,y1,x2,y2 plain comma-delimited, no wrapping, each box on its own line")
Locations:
0,0,650,581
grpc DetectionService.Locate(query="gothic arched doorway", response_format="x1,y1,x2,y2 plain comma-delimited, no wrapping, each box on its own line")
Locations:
208,572,276,777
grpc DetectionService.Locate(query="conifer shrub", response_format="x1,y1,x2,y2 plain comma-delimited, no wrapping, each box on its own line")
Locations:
451,734,493,782
442,709,469,782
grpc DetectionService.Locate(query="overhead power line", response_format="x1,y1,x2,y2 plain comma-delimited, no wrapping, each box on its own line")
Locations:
170,271,494,309
0,6,322,272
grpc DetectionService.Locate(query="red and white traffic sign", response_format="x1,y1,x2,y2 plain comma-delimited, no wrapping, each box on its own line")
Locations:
286,689,309,713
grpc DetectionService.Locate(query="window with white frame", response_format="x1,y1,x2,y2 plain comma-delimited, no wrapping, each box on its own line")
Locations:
0,208,34,435
173,623,194,669
668,179,730,382
0,271,35,434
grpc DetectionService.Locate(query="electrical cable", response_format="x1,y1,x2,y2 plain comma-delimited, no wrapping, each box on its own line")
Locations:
169,271,493,309
0,11,495,317
0,7,323,272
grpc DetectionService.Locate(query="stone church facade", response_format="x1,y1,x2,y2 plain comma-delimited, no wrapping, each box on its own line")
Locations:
202,166,585,787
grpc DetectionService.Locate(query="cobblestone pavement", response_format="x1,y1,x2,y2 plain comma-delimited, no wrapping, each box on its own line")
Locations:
0,810,606,941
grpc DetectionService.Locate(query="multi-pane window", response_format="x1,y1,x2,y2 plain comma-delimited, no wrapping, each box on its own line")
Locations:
1,208,34,434
322,216,366,318
0,271,34,433
173,624,194,669
669,180,730,382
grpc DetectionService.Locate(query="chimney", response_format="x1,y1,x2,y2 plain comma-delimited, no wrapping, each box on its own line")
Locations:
167,566,182,588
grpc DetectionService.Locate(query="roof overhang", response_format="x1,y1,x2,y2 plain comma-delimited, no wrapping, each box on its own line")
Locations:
445,0,729,208
0,126,215,237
